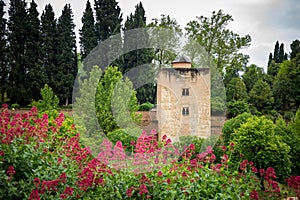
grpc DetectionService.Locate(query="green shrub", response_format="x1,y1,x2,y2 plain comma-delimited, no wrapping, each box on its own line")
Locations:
11,103,20,109
138,102,154,111
226,100,249,118
31,84,59,112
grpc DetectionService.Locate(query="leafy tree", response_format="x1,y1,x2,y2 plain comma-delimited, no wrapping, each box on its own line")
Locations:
222,112,252,145
0,0,7,103
31,84,59,112
226,100,249,119
40,4,57,92
79,0,97,60
25,0,45,101
95,66,140,134
185,10,251,78
149,14,182,68
273,56,300,111
267,59,281,78
56,4,77,105
249,80,274,114
290,39,300,59
287,107,300,175
233,116,291,187
242,64,264,92
226,77,248,102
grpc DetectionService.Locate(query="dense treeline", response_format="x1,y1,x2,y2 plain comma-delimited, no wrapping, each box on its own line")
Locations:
0,0,299,118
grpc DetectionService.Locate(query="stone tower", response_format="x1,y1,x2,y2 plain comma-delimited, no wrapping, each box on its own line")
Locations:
156,55,211,142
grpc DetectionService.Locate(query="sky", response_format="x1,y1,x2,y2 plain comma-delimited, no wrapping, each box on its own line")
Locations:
4,0,300,71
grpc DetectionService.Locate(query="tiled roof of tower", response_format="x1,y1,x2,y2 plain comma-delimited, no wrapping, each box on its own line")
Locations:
172,54,191,63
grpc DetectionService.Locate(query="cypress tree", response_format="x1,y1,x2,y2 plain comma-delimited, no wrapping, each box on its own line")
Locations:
79,0,97,60
273,41,279,63
278,43,285,63
94,0,122,43
56,4,77,106
267,53,272,67
0,0,7,103
7,0,29,105
290,39,300,59
25,0,44,101
40,4,57,93
122,2,154,103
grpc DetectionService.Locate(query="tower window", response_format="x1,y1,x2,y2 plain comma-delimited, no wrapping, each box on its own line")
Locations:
182,107,189,116
182,88,189,96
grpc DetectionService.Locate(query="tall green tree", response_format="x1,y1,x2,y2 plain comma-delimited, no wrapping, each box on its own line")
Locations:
56,4,77,105
226,77,248,102
7,0,29,105
273,55,300,111
122,2,154,104
242,64,264,92
79,0,97,60
185,10,251,78
25,0,45,101
95,66,140,134
249,80,274,113
290,39,300,59
94,0,122,43
278,43,285,63
273,41,280,63
149,14,182,68
288,107,300,175
0,0,7,103
40,4,57,92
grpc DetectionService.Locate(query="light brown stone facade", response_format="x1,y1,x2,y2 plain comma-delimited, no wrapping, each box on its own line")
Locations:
156,67,211,142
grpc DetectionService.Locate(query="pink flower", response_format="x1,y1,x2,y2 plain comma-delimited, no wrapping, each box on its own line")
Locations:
205,146,213,154
6,165,16,177
250,190,259,200
252,167,258,173
189,143,195,151
139,184,149,195
230,142,234,147
221,146,227,151
157,171,163,177
126,187,133,197
29,189,40,200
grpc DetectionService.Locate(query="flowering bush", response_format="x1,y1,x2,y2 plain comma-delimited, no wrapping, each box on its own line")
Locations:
0,105,299,199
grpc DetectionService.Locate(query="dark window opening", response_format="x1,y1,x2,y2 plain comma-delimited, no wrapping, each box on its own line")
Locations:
182,88,189,96
182,107,189,116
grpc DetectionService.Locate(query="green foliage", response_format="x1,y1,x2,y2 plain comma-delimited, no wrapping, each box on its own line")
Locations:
243,64,264,92
138,102,154,111
273,56,300,112
149,14,182,68
226,100,250,118
222,112,252,145
79,0,97,60
287,107,300,175
31,84,59,112
55,4,77,106
185,10,251,78
0,0,7,104
95,66,140,135
290,39,300,59
233,116,291,182
249,80,274,114
226,77,248,102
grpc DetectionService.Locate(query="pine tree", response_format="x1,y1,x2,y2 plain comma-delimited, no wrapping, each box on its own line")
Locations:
7,0,29,105
273,41,280,63
56,4,77,105
79,0,97,60
25,0,45,101
0,0,7,103
94,0,122,43
40,4,57,93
